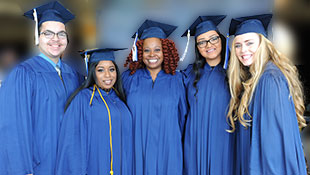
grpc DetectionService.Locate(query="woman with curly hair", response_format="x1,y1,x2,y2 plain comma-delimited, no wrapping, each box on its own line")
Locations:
181,15,235,175
227,14,307,174
122,20,187,175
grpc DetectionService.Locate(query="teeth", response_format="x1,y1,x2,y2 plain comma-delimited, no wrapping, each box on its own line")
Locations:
148,59,158,63
104,80,112,84
207,48,215,53
242,55,251,59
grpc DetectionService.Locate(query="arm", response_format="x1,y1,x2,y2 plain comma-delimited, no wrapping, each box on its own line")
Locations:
55,92,89,175
0,66,35,175
249,73,307,175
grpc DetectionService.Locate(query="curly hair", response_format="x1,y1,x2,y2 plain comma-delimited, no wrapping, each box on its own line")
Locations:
227,34,306,132
124,38,179,75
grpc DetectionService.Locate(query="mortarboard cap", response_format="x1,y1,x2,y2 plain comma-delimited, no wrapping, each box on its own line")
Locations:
79,48,127,63
24,1,75,26
132,19,177,40
229,14,272,37
182,15,226,37
79,48,126,75
23,1,75,45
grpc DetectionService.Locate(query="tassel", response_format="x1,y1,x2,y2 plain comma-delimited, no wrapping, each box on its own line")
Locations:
132,32,138,62
223,33,230,70
84,52,89,77
33,8,39,46
180,29,190,62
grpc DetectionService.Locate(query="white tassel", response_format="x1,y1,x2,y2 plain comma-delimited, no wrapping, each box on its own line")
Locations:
180,29,190,62
84,52,89,77
132,32,138,62
33,8,39,46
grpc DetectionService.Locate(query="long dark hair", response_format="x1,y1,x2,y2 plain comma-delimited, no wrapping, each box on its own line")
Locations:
192,31,227,96
64,60,126,112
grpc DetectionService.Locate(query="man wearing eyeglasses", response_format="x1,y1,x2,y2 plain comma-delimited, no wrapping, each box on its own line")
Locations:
0,1,81,175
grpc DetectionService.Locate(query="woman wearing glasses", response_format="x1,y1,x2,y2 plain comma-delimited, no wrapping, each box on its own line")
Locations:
181,16,235,175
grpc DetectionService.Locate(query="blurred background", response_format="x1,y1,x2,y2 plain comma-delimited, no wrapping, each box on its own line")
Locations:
0,0,309,168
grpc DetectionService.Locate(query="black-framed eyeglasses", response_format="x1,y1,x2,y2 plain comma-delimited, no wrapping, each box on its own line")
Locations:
40,30,68,40
197,36,220,48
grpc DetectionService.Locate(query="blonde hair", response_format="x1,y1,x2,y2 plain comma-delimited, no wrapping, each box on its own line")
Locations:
227,34,306,132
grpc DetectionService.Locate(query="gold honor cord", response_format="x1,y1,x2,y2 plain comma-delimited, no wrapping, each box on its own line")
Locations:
89,85,114,175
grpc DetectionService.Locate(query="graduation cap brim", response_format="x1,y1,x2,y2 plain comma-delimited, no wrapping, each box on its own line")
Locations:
24,1,75,25
131,19,177,39
181,15,226,37
229,14,272,37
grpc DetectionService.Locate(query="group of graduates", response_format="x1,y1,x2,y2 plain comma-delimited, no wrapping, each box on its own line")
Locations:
0,1,308,175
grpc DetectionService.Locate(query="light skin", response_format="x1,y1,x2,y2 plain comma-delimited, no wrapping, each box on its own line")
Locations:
196,30,222,66
39,21,68,64
95,60,117,91
142,37,164,81
234,32,260,66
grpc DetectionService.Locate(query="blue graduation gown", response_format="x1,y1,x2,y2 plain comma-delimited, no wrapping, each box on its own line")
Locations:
0,55,80,174
236,62,307,175
182,63,235,175
56,87,133,175
122,68,187,175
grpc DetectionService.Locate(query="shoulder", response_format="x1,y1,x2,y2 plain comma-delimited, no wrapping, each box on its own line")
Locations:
121,69,132,79
180,64,193,78
256,62,289,94
260,62,287,84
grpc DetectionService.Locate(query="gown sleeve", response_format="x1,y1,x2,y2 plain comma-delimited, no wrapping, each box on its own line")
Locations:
0,65,36,175
55,92,90,175
249,71,307,175
176,73,188,134
180,64,193,89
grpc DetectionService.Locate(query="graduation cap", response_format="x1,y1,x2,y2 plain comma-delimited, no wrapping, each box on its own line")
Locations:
130,19,177,62
181,15,226,37
132,19,177,40
180,15,227,63
229,14,273,37
23,1,75,45
79,48,127,75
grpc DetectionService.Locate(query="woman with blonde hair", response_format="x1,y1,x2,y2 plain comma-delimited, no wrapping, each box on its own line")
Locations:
227,14,307,174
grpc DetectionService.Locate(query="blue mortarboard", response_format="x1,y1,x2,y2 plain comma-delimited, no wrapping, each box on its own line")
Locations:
132,20,177,40
182,15,226,37
79,48,126,75
179,15,226,62
229,14,272,37
130,20,177,62
23,1,75,45
24,1,75,26
80,48,127,63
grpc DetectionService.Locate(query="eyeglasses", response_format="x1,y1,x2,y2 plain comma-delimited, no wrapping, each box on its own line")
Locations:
196,36,220,48
40,30,68,40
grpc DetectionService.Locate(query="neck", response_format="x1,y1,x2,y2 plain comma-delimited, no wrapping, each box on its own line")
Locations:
147,67,161,81
40,50,60,64
205,56,221,67
49,57,60,64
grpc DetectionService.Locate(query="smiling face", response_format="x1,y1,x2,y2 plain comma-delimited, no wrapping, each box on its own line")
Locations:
39,21,67,60
95,60,117,90
142,37,164,73
234,32,260,66
196,30,222,66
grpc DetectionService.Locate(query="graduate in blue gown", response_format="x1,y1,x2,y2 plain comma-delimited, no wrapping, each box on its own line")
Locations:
0,1,81,174
122,20,187,175
227,14,307,175
56,48,132,175
181,16,235,175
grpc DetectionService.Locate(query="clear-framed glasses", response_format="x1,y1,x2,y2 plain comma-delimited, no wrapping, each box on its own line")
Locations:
197,35,220,48
40,30,68,40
